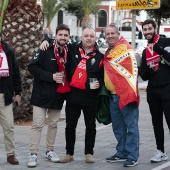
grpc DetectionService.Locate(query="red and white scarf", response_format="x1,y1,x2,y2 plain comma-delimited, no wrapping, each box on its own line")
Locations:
0,44,9,77
146,34,160,71
53,41,71,93
70,47,96,89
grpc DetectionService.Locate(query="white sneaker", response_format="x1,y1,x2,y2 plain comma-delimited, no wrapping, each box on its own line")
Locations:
45,150,60,162
151,150,168,163
27,154,37,167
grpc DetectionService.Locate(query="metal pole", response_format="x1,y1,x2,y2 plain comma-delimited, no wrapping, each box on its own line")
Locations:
131,10,136,49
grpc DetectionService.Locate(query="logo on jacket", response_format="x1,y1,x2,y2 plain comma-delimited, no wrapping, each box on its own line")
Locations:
33,52,39,59
91,58,95,65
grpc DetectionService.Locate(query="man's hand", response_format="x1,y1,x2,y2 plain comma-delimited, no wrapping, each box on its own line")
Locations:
153,44,165,55
39,40,49,51
53,72,64,84
94,80,100,89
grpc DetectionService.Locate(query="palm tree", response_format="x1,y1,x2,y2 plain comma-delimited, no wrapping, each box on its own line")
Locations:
61,0,83,34
2,0,44,122
0,0,10,34
81,0,101,29
42,0,62,34
61,0,101,30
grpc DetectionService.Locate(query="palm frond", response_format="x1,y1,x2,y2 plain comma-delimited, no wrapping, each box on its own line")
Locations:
42,0,63,27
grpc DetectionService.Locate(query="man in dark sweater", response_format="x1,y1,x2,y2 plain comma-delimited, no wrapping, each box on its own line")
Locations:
140,19,170,163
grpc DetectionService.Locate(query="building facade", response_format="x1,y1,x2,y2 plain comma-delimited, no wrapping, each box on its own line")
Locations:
37,0,170,39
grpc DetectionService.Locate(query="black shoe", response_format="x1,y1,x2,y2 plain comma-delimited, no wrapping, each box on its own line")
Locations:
123,158,138,167
106,155,126,162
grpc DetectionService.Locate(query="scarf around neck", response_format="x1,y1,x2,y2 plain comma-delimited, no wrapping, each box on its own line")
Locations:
53,40,71,93
69,47,96,89
146,34,160,71
0,44,9,77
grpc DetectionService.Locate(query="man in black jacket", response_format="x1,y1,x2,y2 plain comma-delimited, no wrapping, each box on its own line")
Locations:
27,24,70,168
140,19,170,163
40,28,104,163
0,36,22,165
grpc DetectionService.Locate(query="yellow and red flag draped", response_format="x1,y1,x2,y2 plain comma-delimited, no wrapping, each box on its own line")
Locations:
104,36,139,109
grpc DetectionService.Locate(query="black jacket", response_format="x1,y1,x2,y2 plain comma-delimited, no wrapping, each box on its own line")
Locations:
66,42,104,106
28,47,65,110
0,42,22,105
140,38,170,87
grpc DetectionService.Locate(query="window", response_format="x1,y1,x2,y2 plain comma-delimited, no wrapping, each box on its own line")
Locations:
58,10,63,25
98,10,107,27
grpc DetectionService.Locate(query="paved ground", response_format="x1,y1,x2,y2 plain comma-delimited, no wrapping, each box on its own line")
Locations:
0,83,170,170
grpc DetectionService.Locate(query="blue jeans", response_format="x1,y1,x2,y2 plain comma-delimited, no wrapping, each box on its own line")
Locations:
110,94,139,161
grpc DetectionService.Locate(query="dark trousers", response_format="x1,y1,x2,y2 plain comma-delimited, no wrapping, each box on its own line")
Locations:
65,102,96,155
147,85,170,152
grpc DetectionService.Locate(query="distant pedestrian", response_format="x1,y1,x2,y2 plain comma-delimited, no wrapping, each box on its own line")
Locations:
138,30,142,39
43,27,52,39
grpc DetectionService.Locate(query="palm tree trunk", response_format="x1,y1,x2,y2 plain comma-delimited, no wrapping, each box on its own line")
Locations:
81,14,92,30
2,0,44,123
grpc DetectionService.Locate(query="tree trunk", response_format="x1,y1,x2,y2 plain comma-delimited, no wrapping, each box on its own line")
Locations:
81,15,92,30
2,0,44,123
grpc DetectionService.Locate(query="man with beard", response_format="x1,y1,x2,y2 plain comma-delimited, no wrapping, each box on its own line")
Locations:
104,24,139,167
140,19,170,163
27,24,71,168
40,28,104,163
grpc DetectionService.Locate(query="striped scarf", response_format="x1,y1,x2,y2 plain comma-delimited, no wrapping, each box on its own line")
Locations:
146,34,160,71
53,41,70,93
0,44,9,77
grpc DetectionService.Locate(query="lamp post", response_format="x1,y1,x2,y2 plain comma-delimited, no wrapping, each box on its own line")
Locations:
131,10,136,49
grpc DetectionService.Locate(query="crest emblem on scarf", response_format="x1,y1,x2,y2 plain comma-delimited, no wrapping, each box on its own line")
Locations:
108,44,138,91
79,72,83,79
